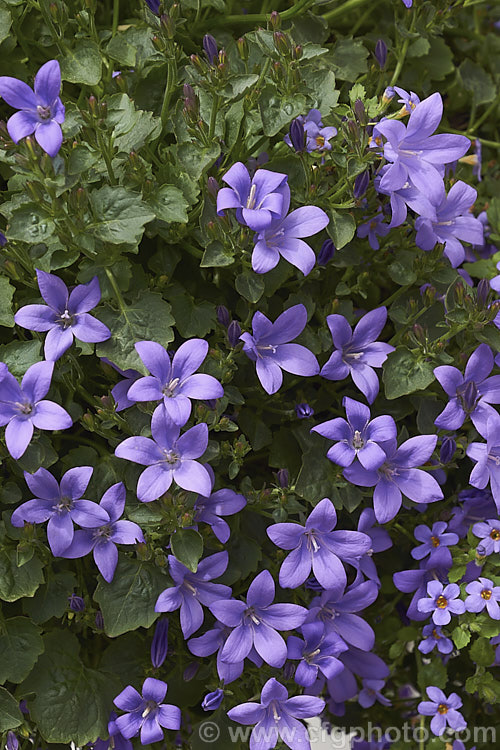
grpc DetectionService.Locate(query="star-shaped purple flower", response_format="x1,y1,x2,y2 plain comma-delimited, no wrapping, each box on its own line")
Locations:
188,621,263,684
358,679,391,708
312,396,397,470
434,344,500,433
193,474,246,543
417,581,465,625
307,580,379,651
59,482,144,582
114,678,181,745
465,577,500,619
266,497,370,590
227,677,325,750
155,552,231,638
418,624,453,655
393,548,452,621
356,212,391,250
210,569,307,668
126,339,223,426
101,358,142,412
287,622,347,687
251,184,329,275
0,361,72,459
285,109,337,153
467,414,500,513
240,304,319,395
411,522,458,564
341,507,393,583
11,466,108,556
0,60,65,156
14,270,111,362
216,162,287,231
418,687,466,736
115,407,211,502
320,307,394,403
472,518,500,556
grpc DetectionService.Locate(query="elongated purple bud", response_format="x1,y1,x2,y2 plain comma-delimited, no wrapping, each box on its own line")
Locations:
201,688,224,711
68,594,85,612
203,34,218,65
353,170,370,198
95,611,104,629
440,437,456,464
288,118,305,153
151,618,169,667
476,277,490,308
6,732,18,750
295,402,314,419
317,239,335,266
374,39,387,69
228,320,241,348
183,662,199,681
216,305,230,327
207,176,219,201
354,99,366,125
276,468,289,488
144,0,160,14
269,10,281,29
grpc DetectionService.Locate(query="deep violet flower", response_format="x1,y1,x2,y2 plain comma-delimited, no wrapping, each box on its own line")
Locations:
312,396,397,470
472,519,500,556
411,522,458,564
251,184,329,275
0,361,72,459
417,687,466,736
284,109,337,153
126,339,223,425
464,577,500,619
227,678,325,750
320,307,394,403
358,680,391,708
417,581,465,625
14,271,110,361
344,435,442,524
114,678,181,745
240,304,319,395
266,497,370,590
0,60,65,156
295,402,314,419
307,580,379,651
155,552,231,638
418,624,453,655
210,570,307,668
356,212,391,250
150,619,169,668
342,508,393,583
144,0,160,13
114,407,211,502
287,622,347,686
101,358,142,412
375,165,436,228
193,472,246,543
216,162,288,231
11,466,108,556
376,93,470,204
59,482,144,582
415,181,484,267
434,344,500,433
188,621,263,685
202,689,224,711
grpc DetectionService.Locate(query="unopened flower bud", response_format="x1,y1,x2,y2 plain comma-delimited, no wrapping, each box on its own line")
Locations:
160,13,175,38
216,305,230,327
382,86,395,103
95,611,104,629
68,594,85,612
317,239,335,266
201,688,224,711
207,176,219,200
269,10,281,29
227,320,241,348
354,99,366,125
292,44,302,60
217,49,228,71
346,119,360,140
276,468,289,488
190,54,205,74
203,34,218,65
374,39,387,69
237,36,248,61
353,170,370,199
183,84,198,117
476,278,490,308
288,118,305,153
152,34,164,51
412,323,426,345
6,732,18,750
183,662,199,681
151,618,169,667
440,437,456,464
295,402,314,419
273,31,289,56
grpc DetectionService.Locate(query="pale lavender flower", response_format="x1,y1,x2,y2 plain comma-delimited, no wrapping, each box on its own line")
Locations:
188,621,263,685
417,581,465,625
307,580,379,651
357,212,391,250
358,680,391,708
286,622,347,686
418,624,453,655
284,109,337,153
418,687,466,736
201,689,223,711
464,577,500,619
411,522,458,564
467,413,500,513
472,519,500,556
114,678,181,745
216,162,287,231
193,475,246,543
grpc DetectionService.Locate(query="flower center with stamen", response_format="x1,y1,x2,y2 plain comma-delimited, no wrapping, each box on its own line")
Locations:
257,344,277,356
432,629,440,639
304,648,321,663
184,581,197,595
316,136,325,148
352,430,364,450
244,606,262,626
431,536,440,547
246,184,257,210
56,495,73,513
436,595,448,609
481,588,492,600
95,524,113,540
37,104,52,120
17,401,33,415
271,703,281,723
437,703,448,715
306,531,320,554
162,378,180,397
141,700,158,718
162,449,180,466
490,529,500,541
57,309,75,329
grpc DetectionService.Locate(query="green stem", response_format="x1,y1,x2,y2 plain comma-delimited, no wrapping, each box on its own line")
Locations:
105,267,130,321
446,129,500,149
216,0,312,26
322,0,370,23
209,95,220,140
468,91,500,134
97,132,116,185
389,13,416,86
112,0,119,35
160,56,177,130
381,283,412,308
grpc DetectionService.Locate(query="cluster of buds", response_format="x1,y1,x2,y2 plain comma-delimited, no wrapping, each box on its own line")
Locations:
190,34,228,81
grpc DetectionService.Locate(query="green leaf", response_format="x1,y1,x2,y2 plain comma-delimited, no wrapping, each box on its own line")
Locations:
23,571,77,624
0,617,44,684
470,636,495,666
220,74,259,100
176,142,221,180
0,276,14,327
89,186,155,245
383,347,435,399
61,40,102,86
6,204,55,243
259,86,307,137
330,37,368,81
149,185,189,224
451,625,471,650
235,271,265,303
0,4,12,44
201,241,235,268
388,251,417,285
474,324,500,351
96,292,174,371
327,210,355,249
170,529,203,573
0,686,23,732
419,656,447,690
106,94,161,152
459,59,497,106
20,630,119,744
94,558,168,637
0,551,44,602
106,33,137,67
167,284,216,338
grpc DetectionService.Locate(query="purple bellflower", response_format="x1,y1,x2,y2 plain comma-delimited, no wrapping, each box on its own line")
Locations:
193,472,246,543
376,93,470,204
115,407,211,502
0,361,72,459
415,181,484,267
307,580,379,651
393,548,452,622
266,497,371,590
473,519,500,556
14,271,110,362
448,487,497,537
101,359,142,412
227,677,325,750
342,508,393,583
417,581,466,625
59,482,144,582
320,307,394,403
284,109,337,153
356,212,391,250
0,60,65,157
188,621,263,685
210,569,307,668
393,86,420,112
418,624,453,655
155,552,231,638
11,466,108,556
358,680,392,708
251,184,329,275
287,622,347,686
467,414,500,512
240,304,319,395
92,712,133,750
126,339,223,425
411,522,458,565
464,577,500,619
144,0,160,13
114,678,181,745
434,344,500,433
344,435,442,524
375,165,436,228
418,687,466,736
312,396,397,470
216,162,288,231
